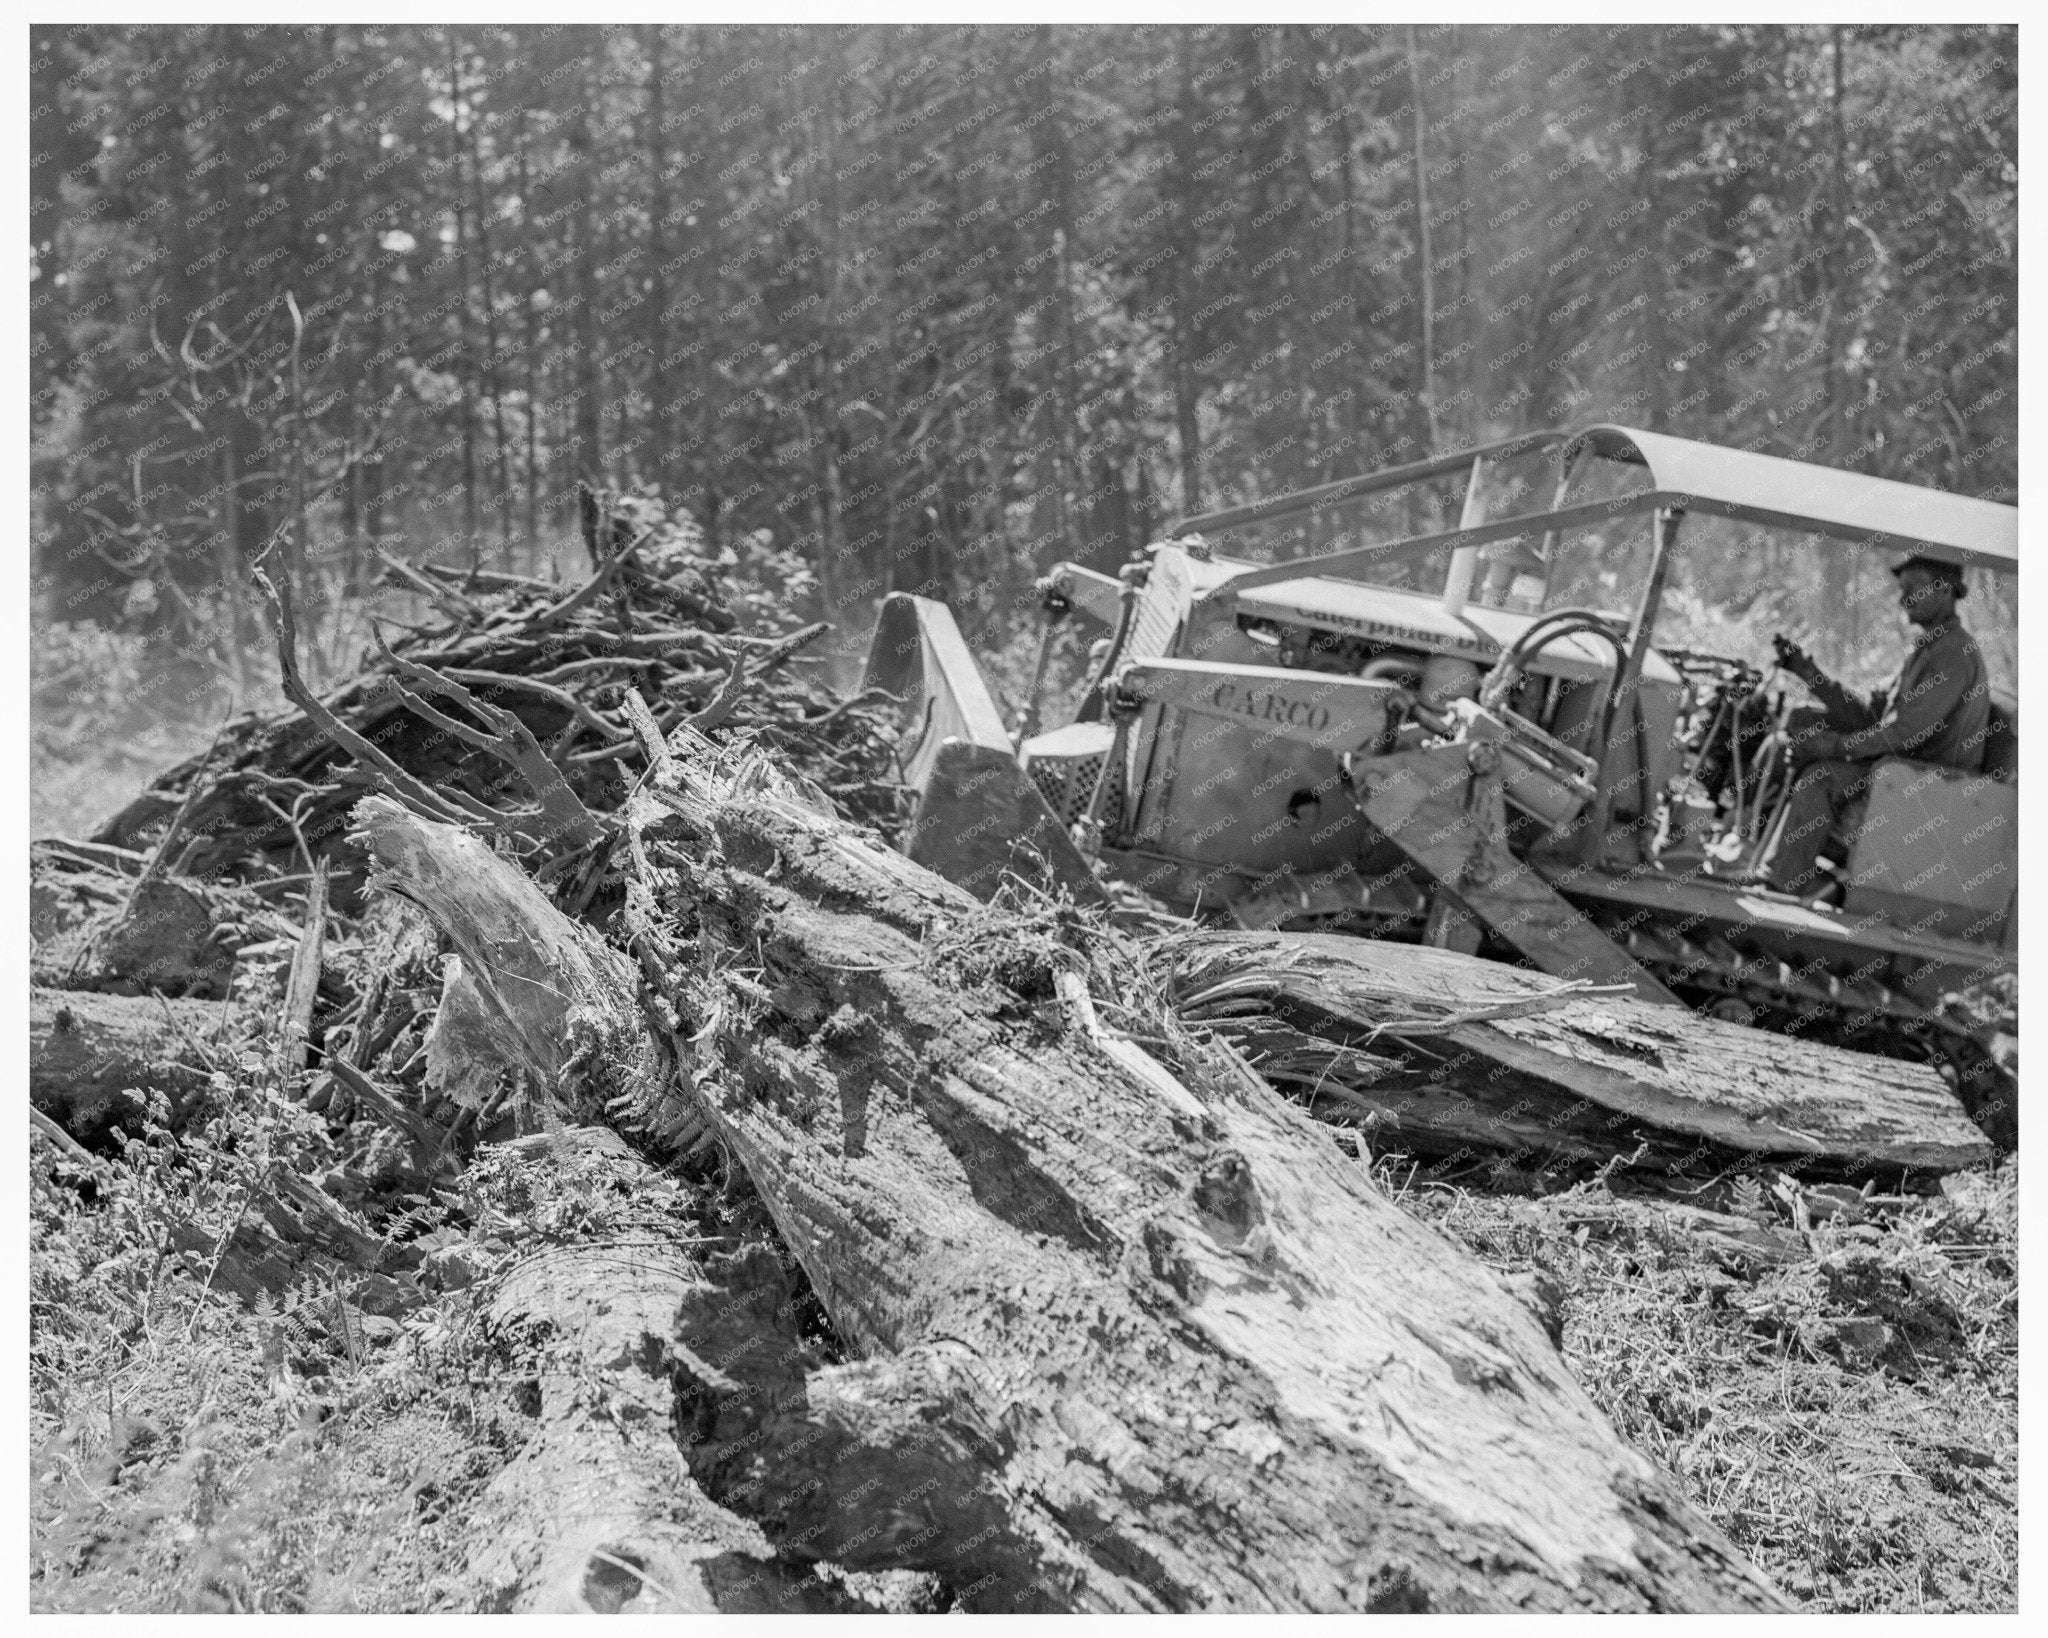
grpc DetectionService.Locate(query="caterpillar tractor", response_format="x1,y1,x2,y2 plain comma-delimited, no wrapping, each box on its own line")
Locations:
864,426,2019,1143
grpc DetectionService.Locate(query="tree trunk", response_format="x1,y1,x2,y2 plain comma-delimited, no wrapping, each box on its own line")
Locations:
514,102,541,559
465,64,512,559
810,40,848,657
641,27,671,500
349,752,1786,1613
210,434,251,699
1037,25,1078,555
1405,26,1437,455
1168,31,1204,513
460,1127,880,1612
446,30,480,559
1159,933,1993,1181
571,62,604,486
1822,25,1859,654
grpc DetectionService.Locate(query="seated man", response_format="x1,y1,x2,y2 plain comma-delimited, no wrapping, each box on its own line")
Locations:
1766,554,1990,896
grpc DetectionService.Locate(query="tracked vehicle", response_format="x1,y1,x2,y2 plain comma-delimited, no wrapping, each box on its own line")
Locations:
865,426,2018,1141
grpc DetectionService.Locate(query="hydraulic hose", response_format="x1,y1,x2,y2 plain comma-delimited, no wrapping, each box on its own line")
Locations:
1478,606,1627,713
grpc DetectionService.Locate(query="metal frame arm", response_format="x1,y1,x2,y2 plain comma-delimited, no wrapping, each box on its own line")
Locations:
1219,493,1667,598
1176,429,1570,536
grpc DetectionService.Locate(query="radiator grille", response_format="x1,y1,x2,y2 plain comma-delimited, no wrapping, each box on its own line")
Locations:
1031,751,1119,828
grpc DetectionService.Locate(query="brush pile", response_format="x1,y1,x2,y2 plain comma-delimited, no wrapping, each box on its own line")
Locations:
69,487,904,900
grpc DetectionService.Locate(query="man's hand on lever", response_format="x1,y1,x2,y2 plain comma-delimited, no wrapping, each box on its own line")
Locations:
1772,635,1850,761
1770,632,1826,689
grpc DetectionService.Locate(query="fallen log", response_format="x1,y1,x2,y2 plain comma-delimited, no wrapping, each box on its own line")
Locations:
350,745,1786,1612
30,991,411,1304
1160,933,1992,1183
157,1158,419,1314
30,986,223,1142
461,1127,881,1613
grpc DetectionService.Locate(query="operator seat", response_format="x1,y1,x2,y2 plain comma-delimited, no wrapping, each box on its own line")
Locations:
1842,682,2018,945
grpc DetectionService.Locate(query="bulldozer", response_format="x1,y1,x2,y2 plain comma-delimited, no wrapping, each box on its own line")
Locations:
864,425,2019,1143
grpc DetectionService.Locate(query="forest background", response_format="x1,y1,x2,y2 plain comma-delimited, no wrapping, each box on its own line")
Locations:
29,22,2017,836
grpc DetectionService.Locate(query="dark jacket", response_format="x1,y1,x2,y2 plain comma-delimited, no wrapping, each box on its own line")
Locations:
1810,619,1989,772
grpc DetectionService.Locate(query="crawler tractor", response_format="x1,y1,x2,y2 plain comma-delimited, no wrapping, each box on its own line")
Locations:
865,426,2019,1143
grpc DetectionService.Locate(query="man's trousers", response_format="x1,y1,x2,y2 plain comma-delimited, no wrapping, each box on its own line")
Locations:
1767,757,1878,894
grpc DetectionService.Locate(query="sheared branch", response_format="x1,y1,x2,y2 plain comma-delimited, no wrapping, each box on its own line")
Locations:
368,625,605,853
254,564,488,832
276,859,329,1081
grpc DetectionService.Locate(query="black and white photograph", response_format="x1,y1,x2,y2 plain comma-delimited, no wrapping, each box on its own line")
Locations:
25,13,2021,1615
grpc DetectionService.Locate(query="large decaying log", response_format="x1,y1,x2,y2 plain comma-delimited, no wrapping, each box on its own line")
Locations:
351,747,1786,1613
462,1128,875,1613
1160,933,1993,1182
30,986,222,1142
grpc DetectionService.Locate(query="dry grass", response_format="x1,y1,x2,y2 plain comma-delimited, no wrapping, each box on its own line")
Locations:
29,1135,533,1613
1393,1159,2018,1612
37,1092,2014,1612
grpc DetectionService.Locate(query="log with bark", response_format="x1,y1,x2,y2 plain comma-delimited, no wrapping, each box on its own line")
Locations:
460,1127,892,1613
1158,933,1993,1184
347,733,1788,1612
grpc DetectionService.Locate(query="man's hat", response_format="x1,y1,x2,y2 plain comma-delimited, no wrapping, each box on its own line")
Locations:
1891,553,1966,592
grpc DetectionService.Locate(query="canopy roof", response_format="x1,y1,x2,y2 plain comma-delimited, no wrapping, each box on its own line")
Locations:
1567,426,2017,576
1179,424,2017,580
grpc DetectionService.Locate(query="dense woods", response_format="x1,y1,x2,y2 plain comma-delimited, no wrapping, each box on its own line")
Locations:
31,23,2016,710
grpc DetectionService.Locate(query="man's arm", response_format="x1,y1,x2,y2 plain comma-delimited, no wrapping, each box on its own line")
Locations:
1807,672,1879,733
1838,641,1975,761
1772,634,1877,731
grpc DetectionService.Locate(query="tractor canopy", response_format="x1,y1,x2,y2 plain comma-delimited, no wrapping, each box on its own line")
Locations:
1177,424,2017,593
1560,425,2017,577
